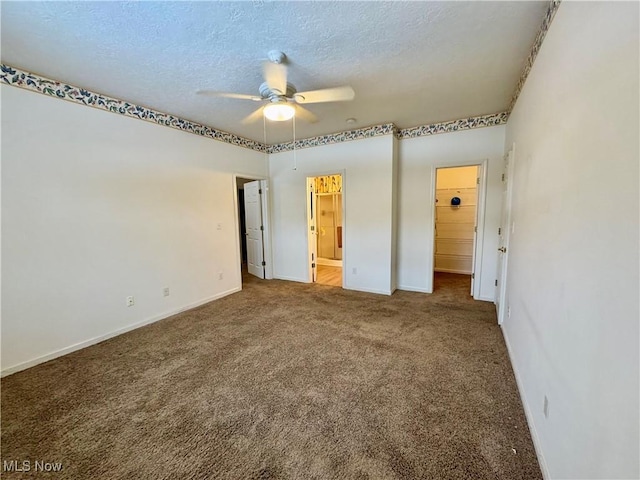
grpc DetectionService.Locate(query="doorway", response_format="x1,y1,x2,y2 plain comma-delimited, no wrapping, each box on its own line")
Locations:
433,165,480,297
307,174,343,287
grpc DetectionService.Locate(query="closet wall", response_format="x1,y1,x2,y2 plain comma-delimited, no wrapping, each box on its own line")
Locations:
434,166,478,274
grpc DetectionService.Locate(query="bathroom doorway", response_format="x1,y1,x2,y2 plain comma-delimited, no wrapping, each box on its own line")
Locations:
306,174,343,287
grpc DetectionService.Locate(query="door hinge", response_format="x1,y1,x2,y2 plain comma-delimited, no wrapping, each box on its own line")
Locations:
501,173,505,182
472,273,475,279
260,225,264,231
474,226,477,233
495,279,498,286
476,177,480,185
498,227,501,235
259,188,262,194
261,261,266,266
311,263,316,268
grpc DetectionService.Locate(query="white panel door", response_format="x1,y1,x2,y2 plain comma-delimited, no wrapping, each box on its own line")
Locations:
307,178,317,283
244,180,265,279
496,148,514,323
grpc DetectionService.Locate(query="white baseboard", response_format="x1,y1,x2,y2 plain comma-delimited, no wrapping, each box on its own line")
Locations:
1,286,241,378
397,284,432,293
273,275,307,283
501,327,550,480
344,285,392,296
476,295,496,303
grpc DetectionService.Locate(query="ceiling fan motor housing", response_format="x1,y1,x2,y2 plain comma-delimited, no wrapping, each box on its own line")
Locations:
259,81,297,100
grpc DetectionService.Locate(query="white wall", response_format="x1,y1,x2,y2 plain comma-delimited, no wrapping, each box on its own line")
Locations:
503,3,639,479
397,125,505,298
1,86,267,374
269,135,396,295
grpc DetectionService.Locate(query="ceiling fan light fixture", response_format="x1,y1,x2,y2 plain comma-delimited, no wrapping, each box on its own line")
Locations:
200,51,353,125
263,102,295,121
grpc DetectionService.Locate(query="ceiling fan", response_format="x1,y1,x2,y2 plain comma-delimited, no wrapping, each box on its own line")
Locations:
197,51,355,124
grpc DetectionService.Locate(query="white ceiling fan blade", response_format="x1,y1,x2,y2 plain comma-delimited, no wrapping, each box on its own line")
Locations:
295,105,318,124
241,106,265,125
263,62,287,95
196,90,261,101
294,86,355,104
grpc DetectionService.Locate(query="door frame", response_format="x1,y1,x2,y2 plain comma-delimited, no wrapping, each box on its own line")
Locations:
306,177,318,283
306,170,346,287
233,174,273,283
428,159,488,299
496,144,516,325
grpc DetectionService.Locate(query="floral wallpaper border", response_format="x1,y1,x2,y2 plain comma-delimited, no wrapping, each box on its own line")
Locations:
508,0,562,111
397,112,509,140
266,123,398,154
0,64,268,153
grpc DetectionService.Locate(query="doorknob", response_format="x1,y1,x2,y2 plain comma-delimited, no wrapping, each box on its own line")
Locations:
498,247,507,253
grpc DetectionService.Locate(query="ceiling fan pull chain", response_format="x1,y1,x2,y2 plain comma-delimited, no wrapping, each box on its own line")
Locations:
263,113,268,164
293,116,297,171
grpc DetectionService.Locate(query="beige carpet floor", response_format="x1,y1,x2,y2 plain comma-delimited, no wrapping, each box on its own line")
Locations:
1,273,541,479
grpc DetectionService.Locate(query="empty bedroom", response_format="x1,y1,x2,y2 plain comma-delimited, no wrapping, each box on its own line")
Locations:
1,1,638,479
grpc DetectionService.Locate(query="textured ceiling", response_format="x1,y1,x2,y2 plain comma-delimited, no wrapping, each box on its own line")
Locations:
1,1,548,144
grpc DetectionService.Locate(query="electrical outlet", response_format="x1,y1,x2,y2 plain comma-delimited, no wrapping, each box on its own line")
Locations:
163,287,170,297
218,271,224,280
543,395,549,419
126,296,134,307
352,267,357,275
217,223,222,230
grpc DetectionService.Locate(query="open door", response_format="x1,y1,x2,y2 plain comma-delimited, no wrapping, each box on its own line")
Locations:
496,146,515,323
306,177,317,283
470,166,481,296
244,180,265,279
